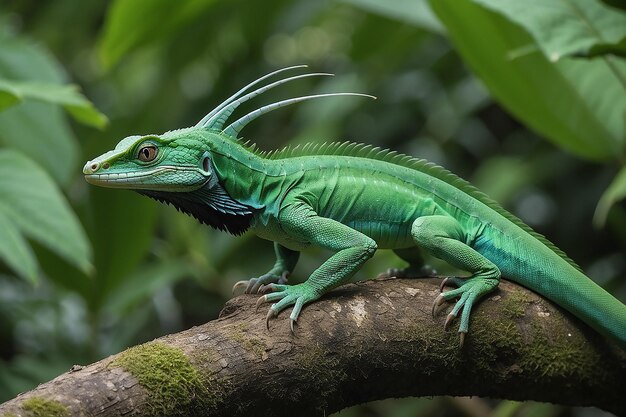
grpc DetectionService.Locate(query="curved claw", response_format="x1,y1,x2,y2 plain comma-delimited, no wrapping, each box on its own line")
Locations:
259,283,286,294
232,280,248,294
266,308,277,330
459,332,466,348
249,279,265,294
439,277,451,292
431,294,445,317
232,272,291,295
255,295,267,312
290,318,296,334
444,312,456,330
259,284,277,294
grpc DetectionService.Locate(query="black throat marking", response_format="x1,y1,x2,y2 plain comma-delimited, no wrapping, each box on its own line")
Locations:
137,180,254,236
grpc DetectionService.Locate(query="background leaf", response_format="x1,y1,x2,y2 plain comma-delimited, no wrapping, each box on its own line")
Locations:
0,82,19,109
0,34,82,185
0,103,79,186
429,0,626,161
0,210,37,283
594,165,626,226
339,0,443,33
85,189,158,310
473,0,626,59
0,79,108,128
98,0,218,68
103,260,193,314
0,150,92,276
0,31,64,82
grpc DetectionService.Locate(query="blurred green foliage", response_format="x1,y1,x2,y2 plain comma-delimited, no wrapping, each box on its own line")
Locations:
0,1,624,416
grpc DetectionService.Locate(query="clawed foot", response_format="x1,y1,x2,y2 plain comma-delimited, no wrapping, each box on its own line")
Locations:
377,264,437,279
431,276,498,347
232,271,289,294
254,283,319,333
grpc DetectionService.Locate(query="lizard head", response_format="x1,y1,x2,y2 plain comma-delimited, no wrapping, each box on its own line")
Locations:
83,127,254,235
84,65,374,191
83,127,213,192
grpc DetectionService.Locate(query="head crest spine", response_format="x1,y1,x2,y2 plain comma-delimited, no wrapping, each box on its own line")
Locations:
195,65,375,136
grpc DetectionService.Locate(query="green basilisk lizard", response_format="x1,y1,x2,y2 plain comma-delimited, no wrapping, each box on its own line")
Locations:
84,66,626,349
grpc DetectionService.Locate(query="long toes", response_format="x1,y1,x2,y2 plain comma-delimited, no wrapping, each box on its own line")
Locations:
431,294,446,317
259,283,287,294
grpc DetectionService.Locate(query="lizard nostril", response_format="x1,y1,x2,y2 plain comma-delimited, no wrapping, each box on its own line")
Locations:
91,163,99,171
102,162,110,170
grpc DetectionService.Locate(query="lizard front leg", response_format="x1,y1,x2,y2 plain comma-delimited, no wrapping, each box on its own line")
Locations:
233,242,300,294
257,202,377,330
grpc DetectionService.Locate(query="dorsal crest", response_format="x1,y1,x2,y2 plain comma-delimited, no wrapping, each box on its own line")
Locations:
195,66,375,137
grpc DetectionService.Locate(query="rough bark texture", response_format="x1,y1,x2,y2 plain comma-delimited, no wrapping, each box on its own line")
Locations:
1,278,625,417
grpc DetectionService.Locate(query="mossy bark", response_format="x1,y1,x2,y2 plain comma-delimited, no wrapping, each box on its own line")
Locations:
0,278,624,417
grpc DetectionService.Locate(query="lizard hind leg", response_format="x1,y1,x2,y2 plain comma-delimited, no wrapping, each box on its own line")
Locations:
411,215,500,346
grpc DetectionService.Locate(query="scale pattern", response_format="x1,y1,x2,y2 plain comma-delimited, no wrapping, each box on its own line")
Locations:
237,139,583,273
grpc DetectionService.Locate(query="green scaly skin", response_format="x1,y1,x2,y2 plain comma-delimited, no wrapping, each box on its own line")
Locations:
84,67,626,349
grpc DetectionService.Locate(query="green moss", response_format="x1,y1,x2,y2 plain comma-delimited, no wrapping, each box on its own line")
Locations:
110,341,222,416
469,310,524,375
500,291,531,319
21,397,69,417
4,412,18,417
520,316,604,383
397,320,463,370
472,292,606,383
227,323,267,358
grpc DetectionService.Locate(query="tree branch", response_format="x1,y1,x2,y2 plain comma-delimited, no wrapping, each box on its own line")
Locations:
1,278,624,417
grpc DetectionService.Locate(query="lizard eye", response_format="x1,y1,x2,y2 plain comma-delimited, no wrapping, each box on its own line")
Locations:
138,145,158,162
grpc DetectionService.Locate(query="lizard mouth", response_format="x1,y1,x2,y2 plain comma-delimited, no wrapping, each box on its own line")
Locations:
84,166,206,190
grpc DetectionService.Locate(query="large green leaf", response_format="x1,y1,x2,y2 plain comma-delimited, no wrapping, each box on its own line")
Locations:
0,79,108,129
0,210,37,283
0,32,63,82
0,33,93,185
99,0,218,68
429,0,626,161
0,150,92,281
473,0,626,59
0,102,78,186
